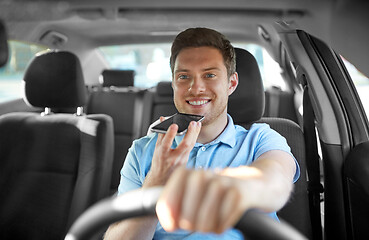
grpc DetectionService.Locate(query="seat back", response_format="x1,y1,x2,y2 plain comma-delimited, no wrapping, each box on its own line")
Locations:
87,69,144,194
0,51,114,239
232,48,312,238
141,81,177,135
264,86,299,124
257,117,311,237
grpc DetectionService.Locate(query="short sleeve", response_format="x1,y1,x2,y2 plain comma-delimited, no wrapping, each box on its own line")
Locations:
117,142,144,195
251,123,300,182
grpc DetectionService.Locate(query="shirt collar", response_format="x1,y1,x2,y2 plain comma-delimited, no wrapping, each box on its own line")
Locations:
174,114,236,148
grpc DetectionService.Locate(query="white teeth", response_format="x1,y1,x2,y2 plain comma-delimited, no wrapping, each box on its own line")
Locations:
188,100,209,106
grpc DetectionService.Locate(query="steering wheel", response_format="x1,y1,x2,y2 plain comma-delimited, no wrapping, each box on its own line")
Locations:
65,187,307,240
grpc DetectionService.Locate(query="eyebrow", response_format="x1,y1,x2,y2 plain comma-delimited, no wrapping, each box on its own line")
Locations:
174,69,189,74
174,67,221,74
203,67,221,72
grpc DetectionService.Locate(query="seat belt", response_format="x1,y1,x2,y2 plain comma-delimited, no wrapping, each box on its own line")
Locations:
303,84,324,240
268,86,281,117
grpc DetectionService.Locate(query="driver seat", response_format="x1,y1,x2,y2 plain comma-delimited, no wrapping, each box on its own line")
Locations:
229,48,312,239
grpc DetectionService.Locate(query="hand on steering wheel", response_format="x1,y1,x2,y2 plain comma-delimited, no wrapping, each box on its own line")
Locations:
65,187,308,240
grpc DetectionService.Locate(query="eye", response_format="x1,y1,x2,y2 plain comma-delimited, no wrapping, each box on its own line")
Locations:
178,74,189,80
205,73,216,78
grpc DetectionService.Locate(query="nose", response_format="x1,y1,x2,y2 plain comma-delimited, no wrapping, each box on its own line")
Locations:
188,75,206,94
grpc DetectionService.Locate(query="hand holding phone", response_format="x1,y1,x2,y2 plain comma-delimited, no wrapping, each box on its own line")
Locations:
144,113,202,187
151,113,204,135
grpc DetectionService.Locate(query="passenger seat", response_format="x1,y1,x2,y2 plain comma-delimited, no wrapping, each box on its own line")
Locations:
0,51,114,239
86,69,145,195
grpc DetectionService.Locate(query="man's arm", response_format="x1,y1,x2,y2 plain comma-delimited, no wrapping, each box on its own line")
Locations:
156,150,296,234
222,150,296,212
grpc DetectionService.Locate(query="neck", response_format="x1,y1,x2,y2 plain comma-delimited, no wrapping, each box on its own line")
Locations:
197,113,228,144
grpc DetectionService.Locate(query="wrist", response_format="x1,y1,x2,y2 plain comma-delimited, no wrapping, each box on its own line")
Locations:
219,167,264,210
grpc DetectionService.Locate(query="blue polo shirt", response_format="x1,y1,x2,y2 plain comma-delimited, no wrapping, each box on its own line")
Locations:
118,115,300,239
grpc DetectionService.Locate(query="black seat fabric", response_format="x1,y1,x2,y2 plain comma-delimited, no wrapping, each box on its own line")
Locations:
255,117,311,237
87,70,144,194
23,51,87,108
101,69,135,88
264,86,299,124
344,141,369,239
233,48,312,238
0,51,114,240
141,81,177,135
228,48,265,124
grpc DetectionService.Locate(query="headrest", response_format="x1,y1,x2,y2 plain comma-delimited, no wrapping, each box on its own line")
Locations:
228,48,265,124
23,51,87,108
156,81,173,96
101,70,135,87
0,20,8,67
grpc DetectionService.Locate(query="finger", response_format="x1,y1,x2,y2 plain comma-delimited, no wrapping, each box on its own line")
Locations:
155,132,165,147
162,114,175,122
218,186,242,233
160,124,178,150
156,167,189,231
179,170,208,231
176,121,201,152
184,121,201,142
196,178,225,232
174,144,195,165
148,116,165,135
154,115,175,146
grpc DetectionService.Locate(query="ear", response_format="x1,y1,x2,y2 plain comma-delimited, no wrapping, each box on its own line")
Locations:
228,72,238,96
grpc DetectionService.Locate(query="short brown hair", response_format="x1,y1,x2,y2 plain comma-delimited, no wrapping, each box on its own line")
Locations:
170,28,236,77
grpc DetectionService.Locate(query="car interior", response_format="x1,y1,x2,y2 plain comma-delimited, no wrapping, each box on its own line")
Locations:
0,0,369,240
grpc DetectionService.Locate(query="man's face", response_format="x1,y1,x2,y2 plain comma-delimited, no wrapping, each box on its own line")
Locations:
172,46,237,126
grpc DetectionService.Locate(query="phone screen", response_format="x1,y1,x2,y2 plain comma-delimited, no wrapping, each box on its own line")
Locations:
151,113,204,135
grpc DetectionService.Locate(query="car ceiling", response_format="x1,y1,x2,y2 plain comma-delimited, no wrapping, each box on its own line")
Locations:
0,0,369,77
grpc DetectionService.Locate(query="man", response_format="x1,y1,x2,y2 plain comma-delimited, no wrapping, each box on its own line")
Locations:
104,27,299,239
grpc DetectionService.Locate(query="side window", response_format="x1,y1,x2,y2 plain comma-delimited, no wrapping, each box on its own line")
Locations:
341,57,369,118
234,43,286,91
0,41,47,103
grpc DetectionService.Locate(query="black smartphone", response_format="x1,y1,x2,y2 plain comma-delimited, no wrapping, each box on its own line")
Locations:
151,113,204,135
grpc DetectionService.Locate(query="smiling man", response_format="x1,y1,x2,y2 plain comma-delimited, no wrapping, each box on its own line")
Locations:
104,28,299,240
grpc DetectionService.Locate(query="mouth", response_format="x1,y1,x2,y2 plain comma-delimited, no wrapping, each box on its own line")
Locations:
187,99,210,106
